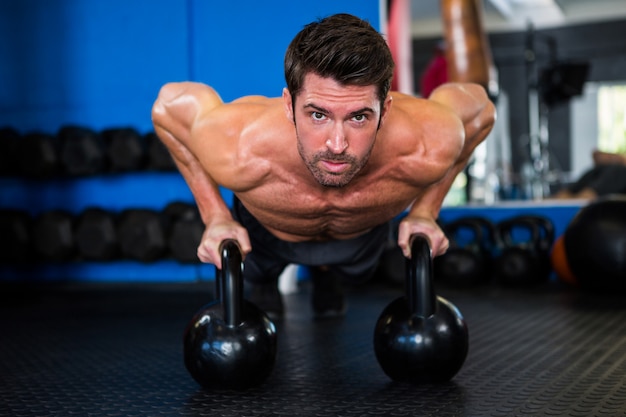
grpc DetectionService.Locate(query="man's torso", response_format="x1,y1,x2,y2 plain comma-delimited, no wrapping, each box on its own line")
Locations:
203,93,459,242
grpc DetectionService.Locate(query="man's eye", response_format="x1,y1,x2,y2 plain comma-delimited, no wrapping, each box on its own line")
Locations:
353,114,365,121
312,112,326,120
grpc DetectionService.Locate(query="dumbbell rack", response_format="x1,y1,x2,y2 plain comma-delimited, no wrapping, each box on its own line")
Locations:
0,171,232,282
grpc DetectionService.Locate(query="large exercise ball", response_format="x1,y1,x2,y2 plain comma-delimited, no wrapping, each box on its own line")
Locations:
558,195,626,291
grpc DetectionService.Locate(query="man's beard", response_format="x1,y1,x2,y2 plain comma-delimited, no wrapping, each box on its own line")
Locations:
297,139,372,188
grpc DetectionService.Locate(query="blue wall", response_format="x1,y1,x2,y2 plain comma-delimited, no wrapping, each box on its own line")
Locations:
0,0,381,133
0,0,381,282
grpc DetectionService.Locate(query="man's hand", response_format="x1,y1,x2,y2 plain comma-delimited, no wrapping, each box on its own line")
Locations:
397,215,449,258
197,218,251,269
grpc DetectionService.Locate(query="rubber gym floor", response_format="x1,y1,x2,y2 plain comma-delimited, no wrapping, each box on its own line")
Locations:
1,277,626,417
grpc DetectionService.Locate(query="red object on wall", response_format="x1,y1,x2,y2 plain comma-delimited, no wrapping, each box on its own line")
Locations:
419,44,449,98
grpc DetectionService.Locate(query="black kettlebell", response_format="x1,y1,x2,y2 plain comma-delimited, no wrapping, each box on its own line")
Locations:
435,217,495,287
374,234,469,384
183,239,277,390
493,215,554,286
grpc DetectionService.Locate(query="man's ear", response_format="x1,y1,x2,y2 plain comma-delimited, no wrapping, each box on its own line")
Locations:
283,88,294,123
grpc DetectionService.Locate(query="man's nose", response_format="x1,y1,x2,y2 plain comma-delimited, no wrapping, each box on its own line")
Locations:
325,126,348,154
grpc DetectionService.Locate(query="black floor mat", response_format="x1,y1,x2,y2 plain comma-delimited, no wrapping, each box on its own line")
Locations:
1,281,626,416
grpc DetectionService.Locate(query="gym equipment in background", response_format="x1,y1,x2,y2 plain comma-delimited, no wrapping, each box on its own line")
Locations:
435,216,495,287
58,125,107,176
32,209,76,262
493,215,554,286
552,195,626,292
101,127,146,173
75,207,119,261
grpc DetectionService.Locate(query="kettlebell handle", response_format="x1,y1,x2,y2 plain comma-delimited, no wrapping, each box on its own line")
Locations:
515,215,555,250
218,239,244,327
496,216,554,249
407,234,437,318
496,218,540,248
444,219,483,248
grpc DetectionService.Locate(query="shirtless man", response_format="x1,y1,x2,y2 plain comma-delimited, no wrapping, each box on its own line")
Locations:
152,13,496,318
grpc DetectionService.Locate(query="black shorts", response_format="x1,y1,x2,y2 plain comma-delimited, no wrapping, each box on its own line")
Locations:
231,198,392,284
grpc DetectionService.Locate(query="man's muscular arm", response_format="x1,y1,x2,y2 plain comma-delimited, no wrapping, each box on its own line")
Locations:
151,82,251,268
398,83,496,258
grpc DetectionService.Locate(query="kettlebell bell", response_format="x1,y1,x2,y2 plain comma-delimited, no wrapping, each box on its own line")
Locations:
183,239,277,390
493,215,554,286
374,233,469,384
435,217,495,287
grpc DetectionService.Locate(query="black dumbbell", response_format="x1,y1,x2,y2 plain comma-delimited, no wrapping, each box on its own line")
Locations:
163,201,204,263
0,209,32,264
116,209,167,262
102,127,146,172
184,239,277,390
17,132,61,178
493,215,555,286
58,125,106,176
32,209,76,262
374,234,469,384
0,127,20,176
75,208,119,261
435,217,495,287
145,132,177,171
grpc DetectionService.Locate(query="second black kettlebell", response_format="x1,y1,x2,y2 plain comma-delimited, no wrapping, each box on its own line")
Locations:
493,215,554,286
435,217,495,287
374,233,469,383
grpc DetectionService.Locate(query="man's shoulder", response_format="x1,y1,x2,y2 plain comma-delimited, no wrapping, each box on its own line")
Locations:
231,94,278,102
207,96,284,123
199,95,286,131
385,92,459,138
389,91,427,108
229,95,282,107
389,91,453,120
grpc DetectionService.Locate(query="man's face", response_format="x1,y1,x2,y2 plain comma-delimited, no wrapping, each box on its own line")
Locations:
283,73,391,188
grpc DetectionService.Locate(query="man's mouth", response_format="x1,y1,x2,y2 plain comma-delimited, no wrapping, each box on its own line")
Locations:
321,160,349,173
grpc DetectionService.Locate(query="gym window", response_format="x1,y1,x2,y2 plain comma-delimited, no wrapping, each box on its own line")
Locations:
598,84,626,154
571,82,626,180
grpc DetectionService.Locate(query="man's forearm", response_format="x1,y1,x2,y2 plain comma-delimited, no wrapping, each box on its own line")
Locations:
153,124,232,226
408,159,466,220
175,158,232,226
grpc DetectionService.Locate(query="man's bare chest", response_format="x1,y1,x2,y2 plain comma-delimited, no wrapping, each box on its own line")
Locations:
238,180,416,241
